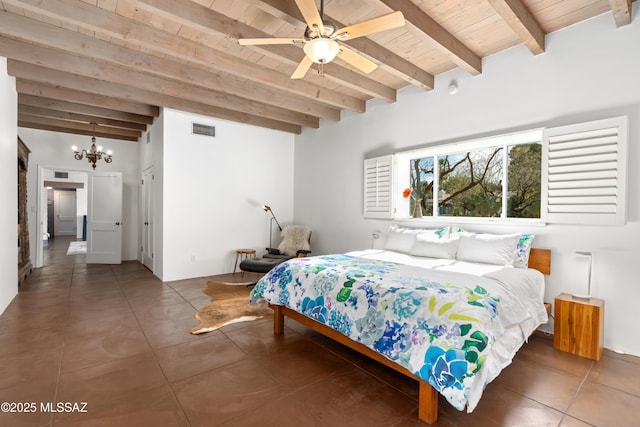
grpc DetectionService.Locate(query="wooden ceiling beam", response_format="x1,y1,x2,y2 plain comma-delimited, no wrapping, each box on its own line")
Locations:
380,0,482,76
16,80,159,118
17,122,139,142
487,0,545,54
0,36,319,129
1,0,364,113
0,10,336,123
608,0,633,27
8,61,302,134
17,103,147,132
135,0,396,102
18,93,153,125
259,0,435,90
18,114,142,139
340,36,434,90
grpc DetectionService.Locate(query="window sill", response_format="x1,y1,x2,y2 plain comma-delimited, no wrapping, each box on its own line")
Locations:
394,216,547,228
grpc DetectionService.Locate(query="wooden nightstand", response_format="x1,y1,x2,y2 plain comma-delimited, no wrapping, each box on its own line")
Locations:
553,293,604,361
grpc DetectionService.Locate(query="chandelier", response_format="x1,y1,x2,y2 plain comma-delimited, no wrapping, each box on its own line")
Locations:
72,123,113,169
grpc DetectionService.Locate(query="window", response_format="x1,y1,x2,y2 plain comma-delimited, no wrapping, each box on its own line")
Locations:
437,146,505,218
397,130,542,221
507,143,542,218
364,116,627,225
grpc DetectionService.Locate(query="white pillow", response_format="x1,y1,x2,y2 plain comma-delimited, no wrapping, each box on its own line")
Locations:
410,235,460,259
514,234,535,268
383,226,449,254
456,233,520,265
383,226,422,253
453,229,536,268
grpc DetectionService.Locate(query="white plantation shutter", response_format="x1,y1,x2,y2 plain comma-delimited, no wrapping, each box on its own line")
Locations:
541,116,628,225
364,155,394,219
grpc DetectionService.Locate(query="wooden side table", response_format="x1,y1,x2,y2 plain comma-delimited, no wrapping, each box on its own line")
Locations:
234,249,256,273
553,293,604,361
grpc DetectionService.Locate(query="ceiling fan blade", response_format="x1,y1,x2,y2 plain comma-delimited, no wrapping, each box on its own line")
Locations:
291,56,314,79
336,46,377,74
294,0,324,33
238,38,304,46
334,11,405,41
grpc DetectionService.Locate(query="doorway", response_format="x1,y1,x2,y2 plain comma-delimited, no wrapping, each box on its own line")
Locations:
37,169,88,267
43,187,85,266
36,168,125,268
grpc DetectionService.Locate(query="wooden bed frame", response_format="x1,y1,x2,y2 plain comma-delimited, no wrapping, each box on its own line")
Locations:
268,248,551,425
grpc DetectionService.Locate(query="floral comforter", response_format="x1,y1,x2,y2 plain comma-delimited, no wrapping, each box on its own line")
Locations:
250,254,539,411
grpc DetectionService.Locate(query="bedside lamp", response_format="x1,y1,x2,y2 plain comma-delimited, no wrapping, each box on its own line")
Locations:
573,251,592,300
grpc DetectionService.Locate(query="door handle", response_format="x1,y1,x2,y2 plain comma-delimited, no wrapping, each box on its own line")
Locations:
115,221,121,226
144,221,149,225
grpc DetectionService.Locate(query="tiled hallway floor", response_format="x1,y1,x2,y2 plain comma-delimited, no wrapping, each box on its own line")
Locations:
1,238,639,426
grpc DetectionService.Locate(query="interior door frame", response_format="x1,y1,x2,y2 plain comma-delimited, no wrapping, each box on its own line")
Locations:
141,165,154,272
35,165,88,268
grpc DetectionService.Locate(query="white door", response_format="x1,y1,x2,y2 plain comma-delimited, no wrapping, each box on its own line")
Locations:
54,190,77,236
141,166,154,271
87,172,123,264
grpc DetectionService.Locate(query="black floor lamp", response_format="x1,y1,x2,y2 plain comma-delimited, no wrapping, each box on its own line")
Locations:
263,205,282,250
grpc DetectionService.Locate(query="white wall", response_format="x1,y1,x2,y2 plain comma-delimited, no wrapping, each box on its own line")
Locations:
159,108,295,281
19,128,140,263
293,7,640,356
0,57,18,314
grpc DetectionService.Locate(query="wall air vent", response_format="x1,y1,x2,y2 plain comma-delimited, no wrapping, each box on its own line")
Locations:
54,172,69,179
192,122,215,137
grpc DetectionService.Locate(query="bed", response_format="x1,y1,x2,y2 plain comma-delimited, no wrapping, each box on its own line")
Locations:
250,228,551,424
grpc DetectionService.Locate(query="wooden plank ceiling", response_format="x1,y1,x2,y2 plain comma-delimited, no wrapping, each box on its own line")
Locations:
0,0,634,138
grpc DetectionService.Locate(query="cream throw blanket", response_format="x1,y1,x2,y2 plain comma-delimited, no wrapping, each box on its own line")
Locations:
278,225,311,256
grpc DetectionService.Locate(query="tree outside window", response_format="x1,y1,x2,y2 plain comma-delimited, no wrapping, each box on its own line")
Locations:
506,143,541,218
409,156,434,216
408,142,541,219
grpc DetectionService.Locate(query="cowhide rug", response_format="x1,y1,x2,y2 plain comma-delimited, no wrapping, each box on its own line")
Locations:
190,279,272,335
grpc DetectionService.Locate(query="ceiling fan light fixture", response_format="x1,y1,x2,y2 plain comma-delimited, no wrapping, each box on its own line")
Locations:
238,1,406,79
303,38,340,64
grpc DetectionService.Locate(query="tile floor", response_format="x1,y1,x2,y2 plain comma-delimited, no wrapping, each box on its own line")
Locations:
1,236,639,426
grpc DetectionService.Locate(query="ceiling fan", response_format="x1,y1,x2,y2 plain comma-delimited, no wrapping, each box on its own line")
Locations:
238,0,405,79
